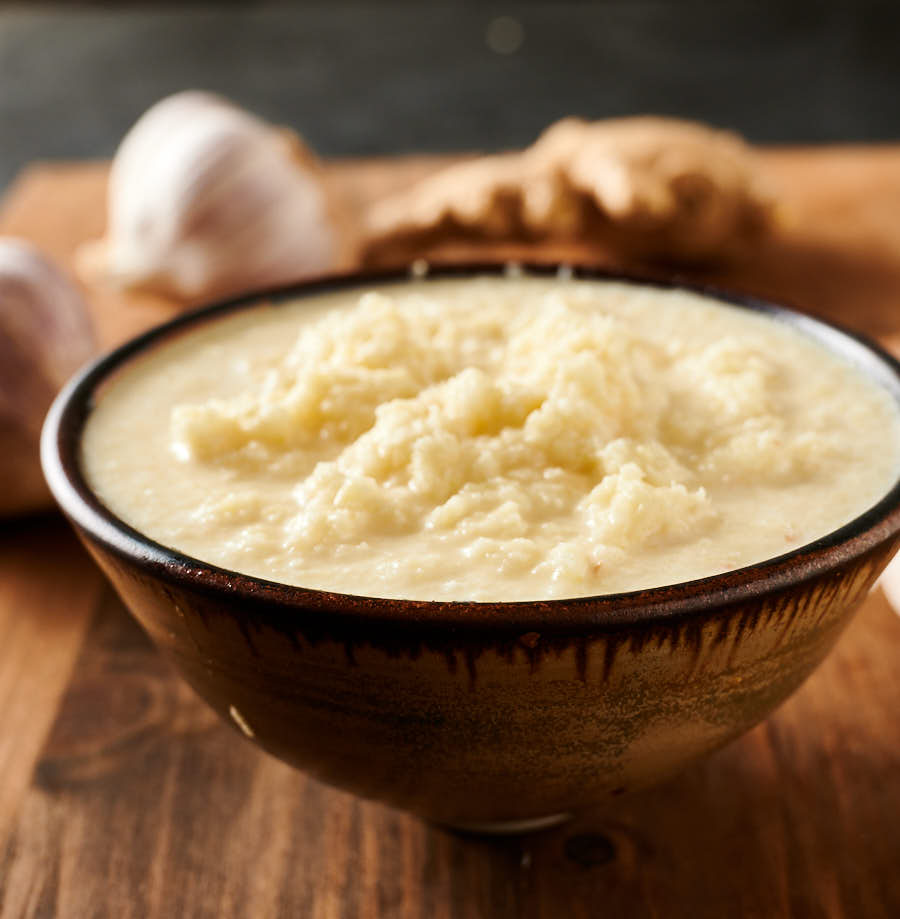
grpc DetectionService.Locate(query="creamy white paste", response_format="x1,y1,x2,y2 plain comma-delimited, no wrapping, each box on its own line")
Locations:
82,275,900,601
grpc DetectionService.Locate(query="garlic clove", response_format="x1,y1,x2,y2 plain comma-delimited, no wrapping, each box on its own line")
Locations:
0,238,96,516
77,91,351,304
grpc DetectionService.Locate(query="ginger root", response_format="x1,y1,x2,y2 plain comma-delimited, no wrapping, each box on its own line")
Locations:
362,116,774,266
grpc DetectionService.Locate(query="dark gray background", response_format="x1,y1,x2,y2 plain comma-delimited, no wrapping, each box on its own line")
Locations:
1,1,899,191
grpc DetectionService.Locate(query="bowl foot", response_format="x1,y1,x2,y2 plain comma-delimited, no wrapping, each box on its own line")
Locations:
443,812,572,835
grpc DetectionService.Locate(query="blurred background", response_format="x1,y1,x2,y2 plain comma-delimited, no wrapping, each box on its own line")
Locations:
1,0,898,189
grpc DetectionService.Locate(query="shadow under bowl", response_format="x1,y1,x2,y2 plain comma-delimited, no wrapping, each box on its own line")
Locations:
40,264,900,830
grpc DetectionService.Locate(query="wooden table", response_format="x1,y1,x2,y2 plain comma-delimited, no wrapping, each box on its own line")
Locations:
2,151,900,918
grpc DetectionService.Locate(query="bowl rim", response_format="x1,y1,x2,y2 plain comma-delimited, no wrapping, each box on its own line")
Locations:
41,262,900,636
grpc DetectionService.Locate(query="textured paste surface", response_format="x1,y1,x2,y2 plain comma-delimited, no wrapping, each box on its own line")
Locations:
83,275,900,600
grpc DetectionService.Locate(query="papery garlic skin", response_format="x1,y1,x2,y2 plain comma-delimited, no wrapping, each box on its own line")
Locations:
0,238,95,515
78,91,343,303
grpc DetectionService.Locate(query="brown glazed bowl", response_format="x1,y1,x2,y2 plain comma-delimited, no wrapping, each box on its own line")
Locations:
42,265,900,832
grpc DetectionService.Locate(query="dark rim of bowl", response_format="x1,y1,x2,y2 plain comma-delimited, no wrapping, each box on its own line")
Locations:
41,262,900,636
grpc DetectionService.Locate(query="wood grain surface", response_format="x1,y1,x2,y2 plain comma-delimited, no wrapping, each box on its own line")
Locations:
1,150,900,918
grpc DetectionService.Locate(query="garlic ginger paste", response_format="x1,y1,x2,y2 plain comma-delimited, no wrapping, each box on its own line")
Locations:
82,275,900,601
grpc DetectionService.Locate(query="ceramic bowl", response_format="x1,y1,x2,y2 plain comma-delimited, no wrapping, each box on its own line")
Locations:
41,265,900,832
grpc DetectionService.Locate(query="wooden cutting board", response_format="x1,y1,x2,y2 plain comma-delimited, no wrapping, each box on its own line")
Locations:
1,151,900,919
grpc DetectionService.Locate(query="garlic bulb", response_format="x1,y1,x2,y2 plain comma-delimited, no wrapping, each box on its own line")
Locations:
77,91,346,303
0,238,95,516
